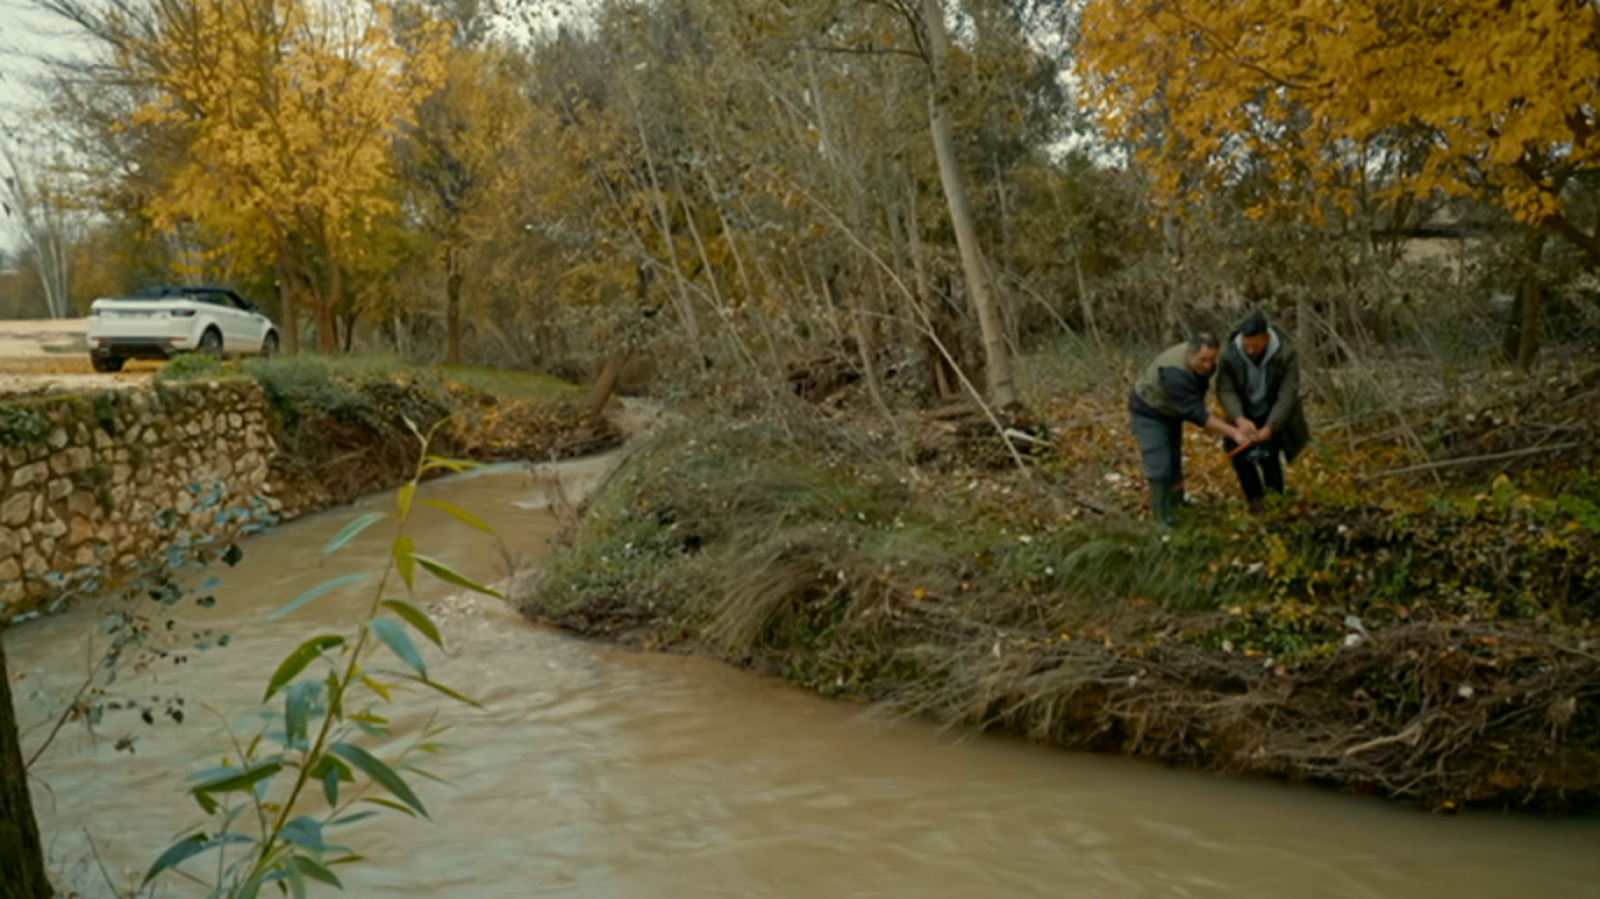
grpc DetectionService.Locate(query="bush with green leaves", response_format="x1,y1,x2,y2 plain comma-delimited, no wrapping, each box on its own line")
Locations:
141,419,499,897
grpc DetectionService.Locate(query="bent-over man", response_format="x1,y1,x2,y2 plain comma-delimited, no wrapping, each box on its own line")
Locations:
1129,332,1252,527
1215,312,1311,509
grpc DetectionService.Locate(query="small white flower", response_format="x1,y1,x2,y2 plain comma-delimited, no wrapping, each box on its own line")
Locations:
1458,685,1475,699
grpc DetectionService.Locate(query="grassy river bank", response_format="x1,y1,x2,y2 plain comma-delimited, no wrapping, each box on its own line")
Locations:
518,355,1600,815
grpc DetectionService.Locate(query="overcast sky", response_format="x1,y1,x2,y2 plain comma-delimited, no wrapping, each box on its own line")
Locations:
2,0,95,257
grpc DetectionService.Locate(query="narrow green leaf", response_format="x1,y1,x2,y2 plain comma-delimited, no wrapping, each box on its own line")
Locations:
396,482,417,519
360,796,419,817
332,743,429,819
412,554,503,598
392,536,416,591
401,765,453,787
421,499,494,533
323,512,388,558
267,574,368,621
422,456,479,474
326,672,343,719
287,862,308,899
381,599,443,647
264,635,346,702
185,765,237,786
359,675,395,702
142,832,253,885
399,674,484,710
191,760,282,795
355,717,390,739
289,856,343,889
402,413,422,442
312,756,352,807
370,618,426,677
279,816,325,853
328,811,378,828
237,873,263,899
194,790,219,815
284,680,322,748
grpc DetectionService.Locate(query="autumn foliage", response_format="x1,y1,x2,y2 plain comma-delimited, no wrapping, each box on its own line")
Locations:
1077,0,1600,244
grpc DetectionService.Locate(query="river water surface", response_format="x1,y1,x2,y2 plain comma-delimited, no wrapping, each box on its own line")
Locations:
7,452,1599,898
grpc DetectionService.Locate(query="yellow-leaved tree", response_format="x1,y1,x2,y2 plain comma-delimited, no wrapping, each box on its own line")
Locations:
1077,0,1600,230
44,0,448,352
1075,0,1600,364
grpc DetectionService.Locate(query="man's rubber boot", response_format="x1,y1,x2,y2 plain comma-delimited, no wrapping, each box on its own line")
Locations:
1149,478,1179,529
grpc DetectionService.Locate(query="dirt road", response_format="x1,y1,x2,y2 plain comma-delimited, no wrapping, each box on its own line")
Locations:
0,318,157,397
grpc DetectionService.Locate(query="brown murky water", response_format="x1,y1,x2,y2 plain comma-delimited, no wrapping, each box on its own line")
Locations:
7,452,1600,898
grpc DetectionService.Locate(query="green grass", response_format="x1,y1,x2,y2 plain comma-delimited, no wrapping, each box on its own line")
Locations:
155,353,588,405
440,365,588,404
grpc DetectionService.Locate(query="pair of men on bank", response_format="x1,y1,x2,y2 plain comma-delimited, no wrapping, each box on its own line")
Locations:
1129,313,1311,527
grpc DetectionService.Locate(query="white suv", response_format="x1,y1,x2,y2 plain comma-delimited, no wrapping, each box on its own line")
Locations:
86,285,280,372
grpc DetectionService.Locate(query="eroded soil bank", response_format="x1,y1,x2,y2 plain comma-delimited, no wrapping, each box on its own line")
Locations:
519,381,1600,815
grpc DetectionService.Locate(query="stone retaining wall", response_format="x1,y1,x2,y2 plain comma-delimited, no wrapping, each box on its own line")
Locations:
0,381,277,616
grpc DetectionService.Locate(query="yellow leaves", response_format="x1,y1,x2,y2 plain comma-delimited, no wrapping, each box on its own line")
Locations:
1076,0,1600,228
113,0,447,274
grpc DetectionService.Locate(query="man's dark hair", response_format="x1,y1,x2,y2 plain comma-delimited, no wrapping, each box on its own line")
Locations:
1240,311,1270,337
1188,331,1220,351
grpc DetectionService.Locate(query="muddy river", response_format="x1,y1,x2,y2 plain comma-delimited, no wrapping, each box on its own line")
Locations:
6,452,1599,897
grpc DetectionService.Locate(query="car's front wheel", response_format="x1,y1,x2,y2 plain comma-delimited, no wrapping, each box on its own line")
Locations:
261,331,279,358
198,327,224,357
90,354,125,373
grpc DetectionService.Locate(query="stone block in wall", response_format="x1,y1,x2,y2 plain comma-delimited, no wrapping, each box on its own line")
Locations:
11,461,48,488
47,478,71,502
1,492,32,527
0,527,17,558
51,447,93,476
67,516,95,547
66,492,97,518
38,515,67,540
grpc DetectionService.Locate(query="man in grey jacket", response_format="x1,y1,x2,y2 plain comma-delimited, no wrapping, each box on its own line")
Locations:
1215,312,1312,509
1129,332,1253,527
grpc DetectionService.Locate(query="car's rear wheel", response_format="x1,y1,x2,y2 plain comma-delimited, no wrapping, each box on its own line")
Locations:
261,331,279,358
90,354,125,373
198,327,223,357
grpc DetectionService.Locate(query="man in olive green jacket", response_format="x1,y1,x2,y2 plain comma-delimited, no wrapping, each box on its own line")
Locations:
1129,332,1253,527
1215,312,1311,508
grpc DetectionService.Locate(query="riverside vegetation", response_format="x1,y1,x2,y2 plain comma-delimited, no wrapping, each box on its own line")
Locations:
523,344,1600,815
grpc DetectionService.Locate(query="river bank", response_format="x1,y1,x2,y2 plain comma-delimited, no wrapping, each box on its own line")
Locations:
0,354,624,620
14,454,1600,899
518,367,1600,815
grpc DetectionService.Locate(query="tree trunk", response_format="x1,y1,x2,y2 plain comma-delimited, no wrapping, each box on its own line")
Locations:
0,637,51,899
315,263,342,354
1516,230,1548,371
276,255,300,354
584,354,626,421
445,244,463,366
920,0,1016,409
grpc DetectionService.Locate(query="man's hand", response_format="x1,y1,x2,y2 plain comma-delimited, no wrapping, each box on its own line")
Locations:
1257,425,1275,442
1236,420,1260,443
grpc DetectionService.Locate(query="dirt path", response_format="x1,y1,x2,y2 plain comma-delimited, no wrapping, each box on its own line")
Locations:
0,318,156,397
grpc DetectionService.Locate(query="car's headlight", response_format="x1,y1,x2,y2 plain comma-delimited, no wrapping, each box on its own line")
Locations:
170,309,196,317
